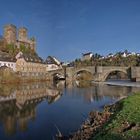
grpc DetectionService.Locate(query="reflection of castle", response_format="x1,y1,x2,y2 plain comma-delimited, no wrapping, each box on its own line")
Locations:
0,101,36,135
0,83,62,135
1,24,36,51
16,84,62,107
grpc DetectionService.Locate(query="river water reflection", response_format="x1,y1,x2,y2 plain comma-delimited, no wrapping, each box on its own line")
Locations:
0,81,140,140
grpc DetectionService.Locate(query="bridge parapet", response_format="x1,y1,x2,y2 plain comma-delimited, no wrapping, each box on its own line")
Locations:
96,66,129,73
66,66,95,73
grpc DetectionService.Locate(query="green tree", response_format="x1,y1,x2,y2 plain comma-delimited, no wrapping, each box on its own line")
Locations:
6,44,15,55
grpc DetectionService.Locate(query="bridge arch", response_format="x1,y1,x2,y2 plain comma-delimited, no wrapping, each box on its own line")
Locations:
102,69,128,81
50,72,65,81
73,69,94,80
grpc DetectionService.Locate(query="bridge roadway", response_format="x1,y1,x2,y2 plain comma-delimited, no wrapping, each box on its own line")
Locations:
48,66,140,82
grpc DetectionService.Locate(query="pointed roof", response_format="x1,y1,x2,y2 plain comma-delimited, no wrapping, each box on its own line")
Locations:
16,51,44,64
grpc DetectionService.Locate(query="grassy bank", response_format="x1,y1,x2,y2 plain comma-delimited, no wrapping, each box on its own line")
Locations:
92,93,140,140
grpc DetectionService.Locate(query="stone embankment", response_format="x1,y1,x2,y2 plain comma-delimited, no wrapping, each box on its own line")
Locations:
69,108,112,140
56,103,118,140
57,93,140,140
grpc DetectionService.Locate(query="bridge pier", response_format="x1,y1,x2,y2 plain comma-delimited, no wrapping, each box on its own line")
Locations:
131,67,140,82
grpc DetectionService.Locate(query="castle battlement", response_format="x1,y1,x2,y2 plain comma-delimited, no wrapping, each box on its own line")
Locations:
2,24,36,51
4,24,17,45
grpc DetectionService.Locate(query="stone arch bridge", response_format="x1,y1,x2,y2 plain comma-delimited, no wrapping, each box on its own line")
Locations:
47,66,140,82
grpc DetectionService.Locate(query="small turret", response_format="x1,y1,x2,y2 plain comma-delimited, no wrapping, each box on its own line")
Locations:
30,37,36,52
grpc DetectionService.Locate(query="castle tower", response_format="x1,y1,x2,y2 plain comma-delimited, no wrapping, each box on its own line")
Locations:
18,27,28,41
30,37,36,51
4,24,17,45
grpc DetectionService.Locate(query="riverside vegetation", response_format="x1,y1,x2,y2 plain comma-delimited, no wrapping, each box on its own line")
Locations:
57,93,140,140
71,50,140,67
92,93,140,140
0,67,46,84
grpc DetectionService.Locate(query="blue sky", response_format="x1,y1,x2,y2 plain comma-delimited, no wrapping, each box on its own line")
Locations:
0,0,140,61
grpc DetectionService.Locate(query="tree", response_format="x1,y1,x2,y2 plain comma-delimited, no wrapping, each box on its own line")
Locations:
6,44,15,54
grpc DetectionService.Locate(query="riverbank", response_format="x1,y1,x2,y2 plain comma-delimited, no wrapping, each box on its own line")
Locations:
104,80,140,88
92,80,140,88
92,92,140,140
57,92,140,140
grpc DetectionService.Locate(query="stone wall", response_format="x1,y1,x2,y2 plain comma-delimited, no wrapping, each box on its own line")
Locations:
3,24,36,51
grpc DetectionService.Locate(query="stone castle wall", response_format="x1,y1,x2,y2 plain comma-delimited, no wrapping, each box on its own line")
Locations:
4,24,17,45
2,24,36,51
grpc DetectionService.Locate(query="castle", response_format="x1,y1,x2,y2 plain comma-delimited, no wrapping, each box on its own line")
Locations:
0,24,62,79
0,24,36,51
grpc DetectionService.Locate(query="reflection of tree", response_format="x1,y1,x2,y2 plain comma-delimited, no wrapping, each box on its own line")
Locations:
4,115,16,136
0,82,63,136
0,84,15,96
1,101,17,136
0,100,37,135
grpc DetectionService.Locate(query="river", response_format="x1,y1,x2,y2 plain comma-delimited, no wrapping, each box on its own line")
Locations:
0,80,140,140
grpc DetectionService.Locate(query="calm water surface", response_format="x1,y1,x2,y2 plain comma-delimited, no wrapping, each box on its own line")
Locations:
0,81,140,140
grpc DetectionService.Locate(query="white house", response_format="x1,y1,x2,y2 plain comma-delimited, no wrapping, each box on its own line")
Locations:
82,52,93,61
0,61,16,71
45,56,62,71
106,53,114,58
0,51,16,71
121,52,127,57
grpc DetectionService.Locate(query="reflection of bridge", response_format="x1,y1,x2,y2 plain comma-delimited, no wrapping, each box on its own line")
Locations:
48,66,140,82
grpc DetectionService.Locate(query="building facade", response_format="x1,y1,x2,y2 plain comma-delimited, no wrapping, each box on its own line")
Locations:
16,52,46,78
45,56,62,71
0,61,16,71
82,52,93,61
